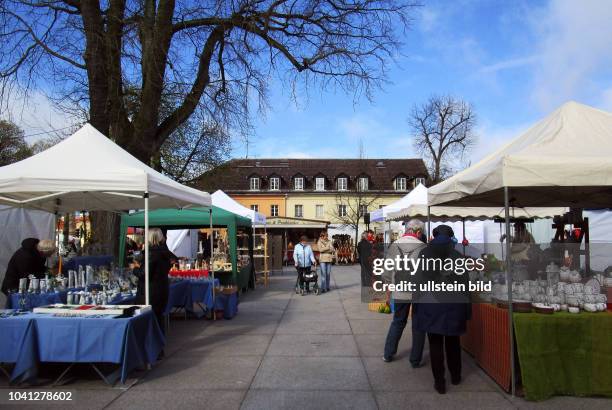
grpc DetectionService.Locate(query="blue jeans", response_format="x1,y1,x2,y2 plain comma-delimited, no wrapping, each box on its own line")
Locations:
319,262,332,291
383,302,426,365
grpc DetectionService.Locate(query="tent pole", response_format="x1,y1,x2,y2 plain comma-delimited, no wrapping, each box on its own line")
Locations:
462,217,466,256
210,208,215,321
144,192,150,306
504,186,515,397
427,206,431,240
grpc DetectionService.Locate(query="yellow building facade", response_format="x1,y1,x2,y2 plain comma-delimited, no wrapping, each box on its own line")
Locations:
233,194,287,218
285,193,404,224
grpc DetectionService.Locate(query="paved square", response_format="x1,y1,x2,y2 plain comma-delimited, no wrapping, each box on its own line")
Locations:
2,265,611,409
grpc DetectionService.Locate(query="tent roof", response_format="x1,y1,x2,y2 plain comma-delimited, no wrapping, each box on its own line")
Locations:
386,185,564,221
370,184,427,222
121,206,251,228
211,190,266,224
0,124,210,212
428,102,612,208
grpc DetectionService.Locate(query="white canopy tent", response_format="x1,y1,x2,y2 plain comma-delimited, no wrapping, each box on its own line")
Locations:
211,190,266,225
0,124,211,304
370,183,428,222
426,101,612,396
428,101,612,208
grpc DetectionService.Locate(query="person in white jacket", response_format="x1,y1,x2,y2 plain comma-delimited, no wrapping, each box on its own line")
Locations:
382,219,427,367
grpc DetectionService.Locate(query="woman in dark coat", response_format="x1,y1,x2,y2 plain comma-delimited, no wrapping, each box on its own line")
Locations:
2,238,54,295
413,225,471,394
131,228,177,332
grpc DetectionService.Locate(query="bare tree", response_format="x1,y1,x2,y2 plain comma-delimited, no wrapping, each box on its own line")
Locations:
409,95,476,183
0,120,32,166
0,0,417,253
334,142,379,256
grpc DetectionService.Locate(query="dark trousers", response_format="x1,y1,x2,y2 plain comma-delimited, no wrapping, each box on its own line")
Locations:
297,267,311,291
427,333,461,384
383,302,426,365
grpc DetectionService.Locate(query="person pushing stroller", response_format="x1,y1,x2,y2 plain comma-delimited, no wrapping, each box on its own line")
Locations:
293,235,318,295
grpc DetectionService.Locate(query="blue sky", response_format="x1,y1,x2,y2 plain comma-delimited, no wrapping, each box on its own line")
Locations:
6,0,612,165
235,0,612,162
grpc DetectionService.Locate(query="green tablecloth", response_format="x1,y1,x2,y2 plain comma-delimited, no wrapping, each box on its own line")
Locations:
514,311,612,401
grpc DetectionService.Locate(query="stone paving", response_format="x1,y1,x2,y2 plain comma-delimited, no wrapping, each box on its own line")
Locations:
2,265,611,409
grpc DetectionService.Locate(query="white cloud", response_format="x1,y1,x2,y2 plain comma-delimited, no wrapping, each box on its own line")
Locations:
1,90,78,141
527,0,612,111
471,121,530,164
479,55,538,74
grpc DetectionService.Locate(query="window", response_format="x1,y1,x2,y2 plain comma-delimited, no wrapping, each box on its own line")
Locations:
250,204,259,212
249,177,260,190
359,204,368,216
315,204,324,218
294,177,304,191
269,177,280,191
270,204,279,217
338,204,347,217
337,177,348,191
315,177,325,191
395,177,407,191
294,204,303,218
358,177,368,191
414,177,426,187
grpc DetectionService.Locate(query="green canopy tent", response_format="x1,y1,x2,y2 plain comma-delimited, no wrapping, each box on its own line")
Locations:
119,206,252,287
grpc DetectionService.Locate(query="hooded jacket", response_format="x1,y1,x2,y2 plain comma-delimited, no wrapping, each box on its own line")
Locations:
412,235,472,336
382,234,426,301
2,238,47,295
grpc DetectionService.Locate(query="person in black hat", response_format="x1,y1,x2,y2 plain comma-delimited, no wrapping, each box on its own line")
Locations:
412,224,471,394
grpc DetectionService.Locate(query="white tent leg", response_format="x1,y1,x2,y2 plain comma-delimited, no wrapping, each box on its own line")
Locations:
427,206,431,239
210,208,215,321
504,186,515,397
144,192,150,306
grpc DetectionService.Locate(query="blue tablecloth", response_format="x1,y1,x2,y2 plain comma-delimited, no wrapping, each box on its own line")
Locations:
164,279,219,317
0,314,38,384
214,292,239,319
108,293,138,305
63,255,113,273
0,310,164,384
6,292,65,310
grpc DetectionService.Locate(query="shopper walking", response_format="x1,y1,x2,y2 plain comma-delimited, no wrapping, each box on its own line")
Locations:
413,225,471,394
317,231,334,293
293,235,316,295
382,220,427,367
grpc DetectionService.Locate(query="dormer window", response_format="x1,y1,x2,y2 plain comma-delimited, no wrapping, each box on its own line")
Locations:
294,177,304,191
358,176,368,191
269,177,280,191
249,176,260,190
394,177,407,191
337,177,348,191
315,177,325,191
414,177,426,187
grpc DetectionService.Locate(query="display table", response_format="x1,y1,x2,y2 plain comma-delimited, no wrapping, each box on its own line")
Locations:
165,279,219,318
214,291,239,319
461,303,511,392
6,292,65,310
514,311,612,401
0,310,164,384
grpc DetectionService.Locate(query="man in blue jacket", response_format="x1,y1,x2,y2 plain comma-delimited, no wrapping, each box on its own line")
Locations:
293,235,316,295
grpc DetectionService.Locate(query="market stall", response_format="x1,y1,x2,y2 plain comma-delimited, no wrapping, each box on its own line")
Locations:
428,101,612,399
0,123,211,383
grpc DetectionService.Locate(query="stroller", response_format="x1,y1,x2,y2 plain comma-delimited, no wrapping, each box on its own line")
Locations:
295,264,320,296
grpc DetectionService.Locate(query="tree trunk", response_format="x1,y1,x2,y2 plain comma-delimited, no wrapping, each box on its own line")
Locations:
62,213,70,248
87,211,121,257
